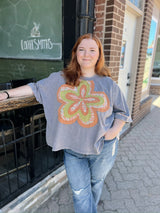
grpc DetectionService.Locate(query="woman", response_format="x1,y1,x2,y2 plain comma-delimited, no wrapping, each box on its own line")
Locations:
0,34,132,213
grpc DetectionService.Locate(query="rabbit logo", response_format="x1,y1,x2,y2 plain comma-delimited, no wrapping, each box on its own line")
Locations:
30,22,40,37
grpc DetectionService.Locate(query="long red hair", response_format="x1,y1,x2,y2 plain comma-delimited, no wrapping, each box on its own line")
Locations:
63,33,111,86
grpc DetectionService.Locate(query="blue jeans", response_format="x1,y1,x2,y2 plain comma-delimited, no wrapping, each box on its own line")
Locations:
64,137,118,213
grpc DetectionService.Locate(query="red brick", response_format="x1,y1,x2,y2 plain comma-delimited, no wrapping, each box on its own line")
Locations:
96,12,105,18
107,0,115,6
97,4,106,11
114,0,121,8
105,26,113,32
105,13,114,19
95,26,103,31
106,6,114,12
96,18,104,25
95,0,106,4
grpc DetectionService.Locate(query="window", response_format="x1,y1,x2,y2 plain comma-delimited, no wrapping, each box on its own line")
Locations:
141,17,158,100
120,40,126,68
128,0,143,10
152,37,160,78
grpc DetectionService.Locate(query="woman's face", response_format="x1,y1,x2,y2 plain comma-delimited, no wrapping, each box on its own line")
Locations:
76,38,99,71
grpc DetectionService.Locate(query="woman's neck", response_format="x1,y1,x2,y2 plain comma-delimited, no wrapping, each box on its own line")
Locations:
81,68,96,78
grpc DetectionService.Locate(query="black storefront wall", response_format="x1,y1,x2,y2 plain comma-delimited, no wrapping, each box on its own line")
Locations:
0,0,95,83
0,0,63,83
0,0,95,207
0,0,64,207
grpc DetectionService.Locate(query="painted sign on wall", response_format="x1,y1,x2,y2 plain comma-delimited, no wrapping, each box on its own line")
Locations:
0,0,62,60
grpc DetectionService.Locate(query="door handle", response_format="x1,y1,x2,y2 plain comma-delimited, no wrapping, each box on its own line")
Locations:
127,73,130,79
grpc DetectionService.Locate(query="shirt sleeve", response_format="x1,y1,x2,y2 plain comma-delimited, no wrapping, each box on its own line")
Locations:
28,80,45,104
27,72,60,105
112,81,132,123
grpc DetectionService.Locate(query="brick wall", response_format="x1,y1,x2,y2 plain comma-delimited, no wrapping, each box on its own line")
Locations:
131,0,154,126
150,85,160,95
94,0,154,126
94,0,126,82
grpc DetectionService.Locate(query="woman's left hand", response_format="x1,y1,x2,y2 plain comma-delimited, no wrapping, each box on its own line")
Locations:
104,128,118,140
104,119,125,140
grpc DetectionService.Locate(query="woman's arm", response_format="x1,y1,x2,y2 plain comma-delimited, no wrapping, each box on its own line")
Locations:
0,85,34,101
104,119,125,140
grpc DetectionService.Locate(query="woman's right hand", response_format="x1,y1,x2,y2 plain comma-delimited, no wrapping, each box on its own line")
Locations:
0,92,9,101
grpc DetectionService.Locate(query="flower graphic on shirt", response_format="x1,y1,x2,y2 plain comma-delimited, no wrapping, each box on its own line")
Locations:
57,80,110,128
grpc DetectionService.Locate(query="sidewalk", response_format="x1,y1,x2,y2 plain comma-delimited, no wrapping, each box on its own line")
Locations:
37,95,160,213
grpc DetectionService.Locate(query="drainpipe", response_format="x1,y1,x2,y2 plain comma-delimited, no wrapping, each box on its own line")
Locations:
76,0,96,38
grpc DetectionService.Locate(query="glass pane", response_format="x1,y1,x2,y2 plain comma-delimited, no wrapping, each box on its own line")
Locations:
152,38,160,78
128,0,143,10
120,41,126,68
142,19,157,91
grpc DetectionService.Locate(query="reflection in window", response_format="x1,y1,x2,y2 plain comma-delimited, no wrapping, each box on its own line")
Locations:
152,37,160,78
120,41,126,68
129,0,143,10
142,18,157,91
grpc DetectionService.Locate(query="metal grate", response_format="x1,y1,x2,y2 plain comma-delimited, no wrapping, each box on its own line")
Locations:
0,108,63,208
